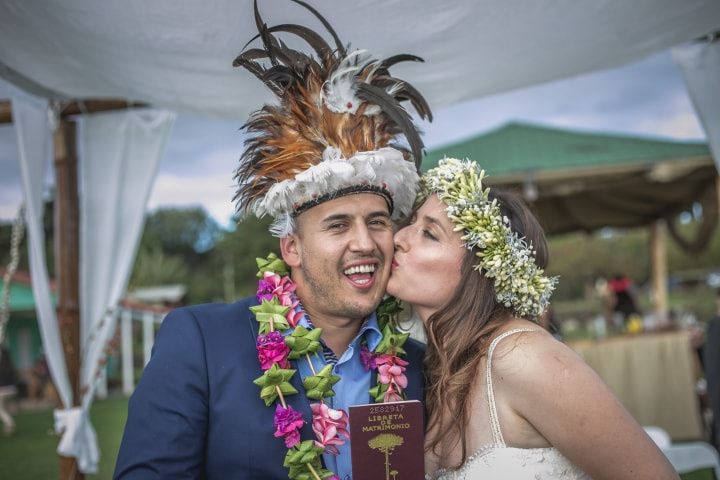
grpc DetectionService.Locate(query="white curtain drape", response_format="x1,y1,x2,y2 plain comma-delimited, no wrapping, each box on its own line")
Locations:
673,40,720,172
1,80,74,412
78,109,175,411
55,109,175,473
1,79,175,473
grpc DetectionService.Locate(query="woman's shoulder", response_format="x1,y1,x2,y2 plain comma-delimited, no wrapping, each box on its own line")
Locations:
489,319,586,385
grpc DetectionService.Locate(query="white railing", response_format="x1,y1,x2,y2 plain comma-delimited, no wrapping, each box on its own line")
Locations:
96,307,166,398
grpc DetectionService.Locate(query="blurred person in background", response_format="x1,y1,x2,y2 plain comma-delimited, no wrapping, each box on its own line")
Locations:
0,346,18,436
608,273,641,327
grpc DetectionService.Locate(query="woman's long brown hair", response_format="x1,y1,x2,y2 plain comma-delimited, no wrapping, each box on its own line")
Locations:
422,189,550,469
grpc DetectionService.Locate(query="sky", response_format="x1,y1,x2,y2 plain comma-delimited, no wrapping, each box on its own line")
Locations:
0,50,706,228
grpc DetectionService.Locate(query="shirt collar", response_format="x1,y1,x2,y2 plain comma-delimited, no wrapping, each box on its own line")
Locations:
296,308,383,351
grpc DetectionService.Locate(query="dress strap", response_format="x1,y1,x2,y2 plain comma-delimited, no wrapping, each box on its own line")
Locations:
486,328,538,447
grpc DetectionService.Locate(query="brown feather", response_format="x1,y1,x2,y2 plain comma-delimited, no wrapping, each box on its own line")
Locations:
233,1,432,216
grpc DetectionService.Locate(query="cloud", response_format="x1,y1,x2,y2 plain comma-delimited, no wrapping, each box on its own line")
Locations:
146,172,237,227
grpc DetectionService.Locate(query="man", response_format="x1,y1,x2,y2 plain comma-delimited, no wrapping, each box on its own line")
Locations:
705,289,720,450
114,2,432,478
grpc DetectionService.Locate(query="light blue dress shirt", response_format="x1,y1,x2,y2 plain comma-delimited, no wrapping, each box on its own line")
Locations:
293,312,383,480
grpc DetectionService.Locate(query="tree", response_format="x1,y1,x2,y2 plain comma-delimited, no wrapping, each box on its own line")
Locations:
368,433,404,480
140,206,221,260
128,247,189,289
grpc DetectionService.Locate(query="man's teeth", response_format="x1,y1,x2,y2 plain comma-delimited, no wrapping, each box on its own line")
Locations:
343,264,376,275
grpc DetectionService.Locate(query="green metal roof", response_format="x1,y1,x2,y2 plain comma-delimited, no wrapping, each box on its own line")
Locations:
422,122,711,175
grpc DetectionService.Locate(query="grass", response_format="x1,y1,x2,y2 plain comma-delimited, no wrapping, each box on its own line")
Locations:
0,384,715,480
0,396,128,480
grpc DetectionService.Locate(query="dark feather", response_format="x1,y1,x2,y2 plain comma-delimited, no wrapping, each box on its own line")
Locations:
254,0,278,66
268,24,334,61
289,0,346,56
273,38,311,71
232,48,268,67
263,65,296,90
372,76,433,121
378,54,424,70
357,83,425,171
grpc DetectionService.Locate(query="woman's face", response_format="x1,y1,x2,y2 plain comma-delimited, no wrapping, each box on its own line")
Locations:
387,194,466,322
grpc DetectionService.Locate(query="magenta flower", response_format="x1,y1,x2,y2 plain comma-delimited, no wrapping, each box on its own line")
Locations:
310,402,350,455
256,272,302,327
256,331,290,370
360,345,377,371
375,354,409,389
273,405,305,448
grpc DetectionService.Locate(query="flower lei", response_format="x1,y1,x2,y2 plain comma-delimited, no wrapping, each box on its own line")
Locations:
422,158,558,319
251,253,410,480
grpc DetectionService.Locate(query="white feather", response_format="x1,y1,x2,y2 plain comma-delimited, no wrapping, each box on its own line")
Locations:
255,146,419,237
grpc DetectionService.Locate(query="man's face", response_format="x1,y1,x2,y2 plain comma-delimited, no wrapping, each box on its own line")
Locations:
281,193,394,323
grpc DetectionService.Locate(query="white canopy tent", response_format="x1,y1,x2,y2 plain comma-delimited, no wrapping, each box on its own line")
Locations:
1,0,720,477
1,0,720,119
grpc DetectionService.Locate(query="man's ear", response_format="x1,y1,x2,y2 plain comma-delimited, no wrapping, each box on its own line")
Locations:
280,234,301,268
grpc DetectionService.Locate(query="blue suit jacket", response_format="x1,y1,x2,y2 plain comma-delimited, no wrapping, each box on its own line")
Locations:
114,297,426,479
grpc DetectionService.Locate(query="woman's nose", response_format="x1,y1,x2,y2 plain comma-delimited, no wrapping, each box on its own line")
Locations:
393,226,410,252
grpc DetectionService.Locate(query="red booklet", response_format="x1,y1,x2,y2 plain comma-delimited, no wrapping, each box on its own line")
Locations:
349,400,425,480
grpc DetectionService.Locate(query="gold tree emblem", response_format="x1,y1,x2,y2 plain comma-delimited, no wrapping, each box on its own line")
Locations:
368,433,404,480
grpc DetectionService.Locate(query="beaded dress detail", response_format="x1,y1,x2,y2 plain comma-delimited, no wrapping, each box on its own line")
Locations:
428,329,591,480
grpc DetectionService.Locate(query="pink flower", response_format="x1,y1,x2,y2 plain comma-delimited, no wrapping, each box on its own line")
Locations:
310,402,350,455
256,331,290,370
285,306,303,329
383,383,404,403
256,272,302,327
360,345,377,371
376,354,409,389
273,405,305,448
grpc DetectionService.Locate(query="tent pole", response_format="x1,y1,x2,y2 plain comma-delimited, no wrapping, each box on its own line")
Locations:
650,219,669,327
54,119,84,480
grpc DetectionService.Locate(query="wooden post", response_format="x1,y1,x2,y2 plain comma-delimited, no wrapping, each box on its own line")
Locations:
650,220,669,327
53,119,84,480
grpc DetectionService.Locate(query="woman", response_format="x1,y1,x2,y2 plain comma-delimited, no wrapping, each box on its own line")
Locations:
387,158,678,479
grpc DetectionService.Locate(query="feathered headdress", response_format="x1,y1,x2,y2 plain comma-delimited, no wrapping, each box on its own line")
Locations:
233,0,433,236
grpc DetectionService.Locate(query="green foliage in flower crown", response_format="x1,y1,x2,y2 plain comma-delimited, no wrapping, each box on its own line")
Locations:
422,158,558,319
250,298,291,334
256,252,289,277
302,364,341,400
253,364,298,406
285,326,323,359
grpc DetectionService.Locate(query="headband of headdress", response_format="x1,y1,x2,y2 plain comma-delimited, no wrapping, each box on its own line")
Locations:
233,0,432,237
422,158,558,319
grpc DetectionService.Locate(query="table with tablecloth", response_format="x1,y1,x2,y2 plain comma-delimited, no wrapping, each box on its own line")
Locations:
568,330,703,440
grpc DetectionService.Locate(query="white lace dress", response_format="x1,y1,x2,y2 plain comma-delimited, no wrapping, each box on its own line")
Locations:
428,329,592,480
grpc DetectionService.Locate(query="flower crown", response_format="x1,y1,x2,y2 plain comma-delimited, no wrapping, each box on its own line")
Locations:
421,158,558,319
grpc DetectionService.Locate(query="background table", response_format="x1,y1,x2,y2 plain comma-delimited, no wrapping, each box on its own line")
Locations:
569,331,703,440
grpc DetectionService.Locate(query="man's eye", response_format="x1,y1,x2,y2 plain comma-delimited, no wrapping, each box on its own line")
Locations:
370,219,390,227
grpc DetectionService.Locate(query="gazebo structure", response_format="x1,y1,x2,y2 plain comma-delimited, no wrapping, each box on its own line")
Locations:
424,122,718,320
1,1,719,478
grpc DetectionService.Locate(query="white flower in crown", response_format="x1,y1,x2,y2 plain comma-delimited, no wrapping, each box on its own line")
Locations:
422,158,558,319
